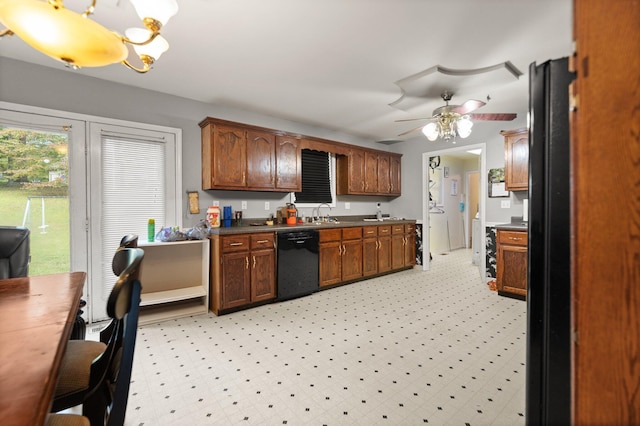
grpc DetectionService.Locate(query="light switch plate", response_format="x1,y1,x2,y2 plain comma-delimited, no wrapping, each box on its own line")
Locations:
501,200,511,209
241,201,247,210
212,200,219,207
264,201,270,210
345,202,351,210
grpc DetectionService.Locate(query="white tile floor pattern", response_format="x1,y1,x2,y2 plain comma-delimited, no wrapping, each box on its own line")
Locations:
123,249,526,425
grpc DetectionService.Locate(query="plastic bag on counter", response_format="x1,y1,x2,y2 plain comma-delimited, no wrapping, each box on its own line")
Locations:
185,220,209,240
155,226,187,242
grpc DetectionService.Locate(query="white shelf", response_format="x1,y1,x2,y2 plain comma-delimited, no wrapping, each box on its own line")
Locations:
137,239,210,324
140,286,207,306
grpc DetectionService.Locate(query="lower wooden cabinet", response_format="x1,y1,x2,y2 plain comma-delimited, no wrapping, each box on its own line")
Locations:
210,232,276,314
362,225,392,276
391,223,416,269
496,229,528,299
319,227,363,287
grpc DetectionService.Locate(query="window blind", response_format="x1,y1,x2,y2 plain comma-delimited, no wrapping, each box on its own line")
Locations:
295,149,332,204
99,137,165,302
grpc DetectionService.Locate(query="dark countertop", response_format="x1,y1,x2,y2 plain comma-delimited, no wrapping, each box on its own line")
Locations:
495,217,528,231
208,218,416,235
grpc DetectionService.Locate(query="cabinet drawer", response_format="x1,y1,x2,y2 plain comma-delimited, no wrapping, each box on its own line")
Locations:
251,233,274,249
222,235,250,252
363,226,378,237
319,228,342,242
378,225,391,235
405,223,415,233
391,224,405,234
497,230,528,246
342,227,362,240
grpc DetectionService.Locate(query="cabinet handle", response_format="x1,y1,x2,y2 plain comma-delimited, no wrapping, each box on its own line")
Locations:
343,245,346,255
376,240,380,249
242,172,246,183
229,242,244,246
245,256,249,269
509,237,523,241
252,256,256,268
256,239,269,244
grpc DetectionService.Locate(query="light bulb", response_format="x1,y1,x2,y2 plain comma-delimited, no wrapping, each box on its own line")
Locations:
422,122,439,141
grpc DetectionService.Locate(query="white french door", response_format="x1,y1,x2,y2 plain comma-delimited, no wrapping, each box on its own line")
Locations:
0,108,89,284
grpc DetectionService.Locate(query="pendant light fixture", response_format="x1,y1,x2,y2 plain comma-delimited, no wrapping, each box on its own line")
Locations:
0,0,179,73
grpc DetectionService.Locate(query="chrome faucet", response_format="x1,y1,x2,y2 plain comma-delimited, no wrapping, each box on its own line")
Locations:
313,203,332,221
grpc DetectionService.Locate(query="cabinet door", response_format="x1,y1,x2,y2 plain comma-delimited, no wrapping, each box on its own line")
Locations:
275,136,301,191
378,236,392,273
389,155,401,195
503,129,529,191
391,234,405,270
319,241,342,287
221,251,251,309
251,248,276,302
213,125,247,188
377,154,390,194
362,237,378,277
348,150,366,193
246,129,275,190
342,238,363,281
497,244,528,297
364,151,378,193
404,232,416,267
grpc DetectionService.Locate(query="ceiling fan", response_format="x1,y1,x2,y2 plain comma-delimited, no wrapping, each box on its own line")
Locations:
396,90,517,141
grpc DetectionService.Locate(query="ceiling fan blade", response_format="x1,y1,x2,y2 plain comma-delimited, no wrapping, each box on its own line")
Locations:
397,124,425,137
394,117,433,123
452,99,486,115
469,112,517,121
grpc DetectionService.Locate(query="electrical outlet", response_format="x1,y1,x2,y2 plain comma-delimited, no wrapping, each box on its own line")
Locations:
241,201,247,210
501,200,511,209
264,201,270,210
212,200,219,207
345,202,351,210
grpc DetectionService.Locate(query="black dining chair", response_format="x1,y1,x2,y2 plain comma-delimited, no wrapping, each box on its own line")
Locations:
50,247,144,426
0,226,30,279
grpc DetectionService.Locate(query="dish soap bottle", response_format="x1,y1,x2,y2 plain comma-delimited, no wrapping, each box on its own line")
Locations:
148,218,155,242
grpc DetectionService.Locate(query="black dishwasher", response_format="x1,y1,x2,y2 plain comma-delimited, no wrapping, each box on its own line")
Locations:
277,230,319,301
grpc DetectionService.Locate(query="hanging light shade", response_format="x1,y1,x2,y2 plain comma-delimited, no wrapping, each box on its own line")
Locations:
456,116,474,138
422,122,440,141
421,113,474,142
0,0,179,73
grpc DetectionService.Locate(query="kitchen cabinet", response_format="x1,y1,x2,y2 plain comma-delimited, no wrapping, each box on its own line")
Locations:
337,149,403,196
275,135,301,191
319,227,363,287
496,229,528,299
210,232,276,314
391,223,416,269
501,128,529,191
137,239,209,325
362,225,392,276
200,117,301,192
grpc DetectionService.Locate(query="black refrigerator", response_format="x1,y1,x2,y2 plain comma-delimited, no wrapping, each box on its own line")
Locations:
526,57,575,425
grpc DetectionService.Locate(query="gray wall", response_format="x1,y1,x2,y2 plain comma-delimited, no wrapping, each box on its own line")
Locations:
1,57,526,227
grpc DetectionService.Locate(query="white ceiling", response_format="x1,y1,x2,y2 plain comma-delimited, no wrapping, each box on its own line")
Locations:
0,0,573,144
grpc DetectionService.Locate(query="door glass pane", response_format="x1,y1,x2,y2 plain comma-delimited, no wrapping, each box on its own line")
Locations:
0,126,70,275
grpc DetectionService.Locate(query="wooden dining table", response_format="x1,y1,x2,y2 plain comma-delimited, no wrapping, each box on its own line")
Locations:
0,272,86,426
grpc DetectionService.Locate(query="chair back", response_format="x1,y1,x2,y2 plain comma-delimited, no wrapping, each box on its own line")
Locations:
0,226,30,279
82,247,144,426
112,234,139,276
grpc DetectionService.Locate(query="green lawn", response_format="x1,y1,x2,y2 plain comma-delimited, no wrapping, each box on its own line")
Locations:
0,187,70,276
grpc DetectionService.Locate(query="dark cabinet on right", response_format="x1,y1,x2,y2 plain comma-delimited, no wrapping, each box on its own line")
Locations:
501,128,529,191
496,229,528,299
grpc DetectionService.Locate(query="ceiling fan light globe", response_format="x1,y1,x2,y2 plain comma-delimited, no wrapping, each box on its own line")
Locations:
457,116,473,138
126,28,169,60
422,122,439,141
130,0,179,27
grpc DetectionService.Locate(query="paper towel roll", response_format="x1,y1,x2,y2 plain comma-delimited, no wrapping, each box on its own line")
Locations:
523,199,529,222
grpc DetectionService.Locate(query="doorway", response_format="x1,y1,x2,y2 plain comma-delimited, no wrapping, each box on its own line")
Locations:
421,143,486,280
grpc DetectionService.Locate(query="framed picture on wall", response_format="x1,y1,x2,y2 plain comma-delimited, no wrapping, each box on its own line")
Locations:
488,168,510,197
429,167,443,206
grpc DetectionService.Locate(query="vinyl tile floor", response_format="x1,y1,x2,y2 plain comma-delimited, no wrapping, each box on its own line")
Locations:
114,248,526,425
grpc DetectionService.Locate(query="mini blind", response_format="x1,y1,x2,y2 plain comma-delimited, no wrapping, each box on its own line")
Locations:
98,137,165,312
295,149,332,204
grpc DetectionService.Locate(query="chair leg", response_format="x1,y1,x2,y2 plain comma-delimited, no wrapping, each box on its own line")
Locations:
82,386,109,426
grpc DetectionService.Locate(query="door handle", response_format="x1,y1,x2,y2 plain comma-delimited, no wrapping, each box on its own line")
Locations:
252,256,256,268
245,256,249,269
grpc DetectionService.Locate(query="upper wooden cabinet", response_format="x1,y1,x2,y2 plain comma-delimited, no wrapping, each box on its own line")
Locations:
200,118,301,192
201,116,400,195
337,148,402,196
501,128,529,191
